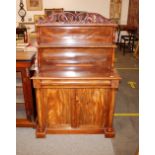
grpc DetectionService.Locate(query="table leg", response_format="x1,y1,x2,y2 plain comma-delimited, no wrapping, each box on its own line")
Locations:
117,29,121,45
21,68,34,121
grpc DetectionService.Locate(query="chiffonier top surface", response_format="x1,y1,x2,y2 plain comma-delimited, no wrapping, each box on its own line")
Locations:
37,43,117,48
16,51,36,62
32,67,120,80
16,51,36,68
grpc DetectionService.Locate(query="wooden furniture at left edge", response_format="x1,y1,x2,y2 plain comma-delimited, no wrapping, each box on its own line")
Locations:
16,27,28,43
16,51,36,127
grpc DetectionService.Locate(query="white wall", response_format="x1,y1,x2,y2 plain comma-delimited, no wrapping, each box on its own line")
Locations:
16,0,110,23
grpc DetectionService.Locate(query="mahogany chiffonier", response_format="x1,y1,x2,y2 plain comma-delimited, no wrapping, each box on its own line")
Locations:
16,51,36,127
32,11,121,138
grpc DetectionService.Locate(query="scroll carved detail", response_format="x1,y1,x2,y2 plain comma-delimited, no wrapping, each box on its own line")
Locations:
37,11,113,24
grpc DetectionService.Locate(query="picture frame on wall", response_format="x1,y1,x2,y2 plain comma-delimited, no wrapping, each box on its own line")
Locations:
34,15,45,23
44,8,64,16
110,0,122,23
26,0,43,11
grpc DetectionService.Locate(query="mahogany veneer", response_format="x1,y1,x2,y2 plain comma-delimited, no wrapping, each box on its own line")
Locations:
32,69,120,138
32,11,121,138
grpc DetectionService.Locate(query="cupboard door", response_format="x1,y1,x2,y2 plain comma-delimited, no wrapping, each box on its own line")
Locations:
44,89,74,128
76,89,109,129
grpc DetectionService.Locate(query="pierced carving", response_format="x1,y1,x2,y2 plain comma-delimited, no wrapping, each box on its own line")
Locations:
37,11,114,24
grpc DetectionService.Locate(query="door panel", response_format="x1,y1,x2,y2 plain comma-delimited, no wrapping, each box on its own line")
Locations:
76,89,109,128
44,89,74,128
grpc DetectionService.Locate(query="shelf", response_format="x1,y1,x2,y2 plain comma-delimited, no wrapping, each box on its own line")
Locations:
16,103,26,119
19,22,35,25
16,77,22,87
38,43,117,48
16,94,24,104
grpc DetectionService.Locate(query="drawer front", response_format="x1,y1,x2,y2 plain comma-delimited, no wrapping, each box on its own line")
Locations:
38,48,114,70
37,26,116,44
39,79,111,88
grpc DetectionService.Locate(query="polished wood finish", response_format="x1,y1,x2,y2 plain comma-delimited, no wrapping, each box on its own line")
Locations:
117,25,137,34
16,51,36,127
37,25,116,45
16,27,28,43
37,47,116,71
32,12,121,138
33,70,120,138
127,0,139,28
16,119,35,127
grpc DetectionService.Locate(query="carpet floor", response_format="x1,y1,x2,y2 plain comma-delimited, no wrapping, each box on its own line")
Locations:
17,128,114,155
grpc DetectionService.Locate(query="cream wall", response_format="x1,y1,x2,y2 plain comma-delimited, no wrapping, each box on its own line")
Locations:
120,0,129,24
16,0,129,31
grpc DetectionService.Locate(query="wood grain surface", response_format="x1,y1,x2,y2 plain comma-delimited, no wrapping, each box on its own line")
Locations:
76,89,109,128
37,26,116,45
32,14,120,138
38,48,114,71
45,89,73,128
